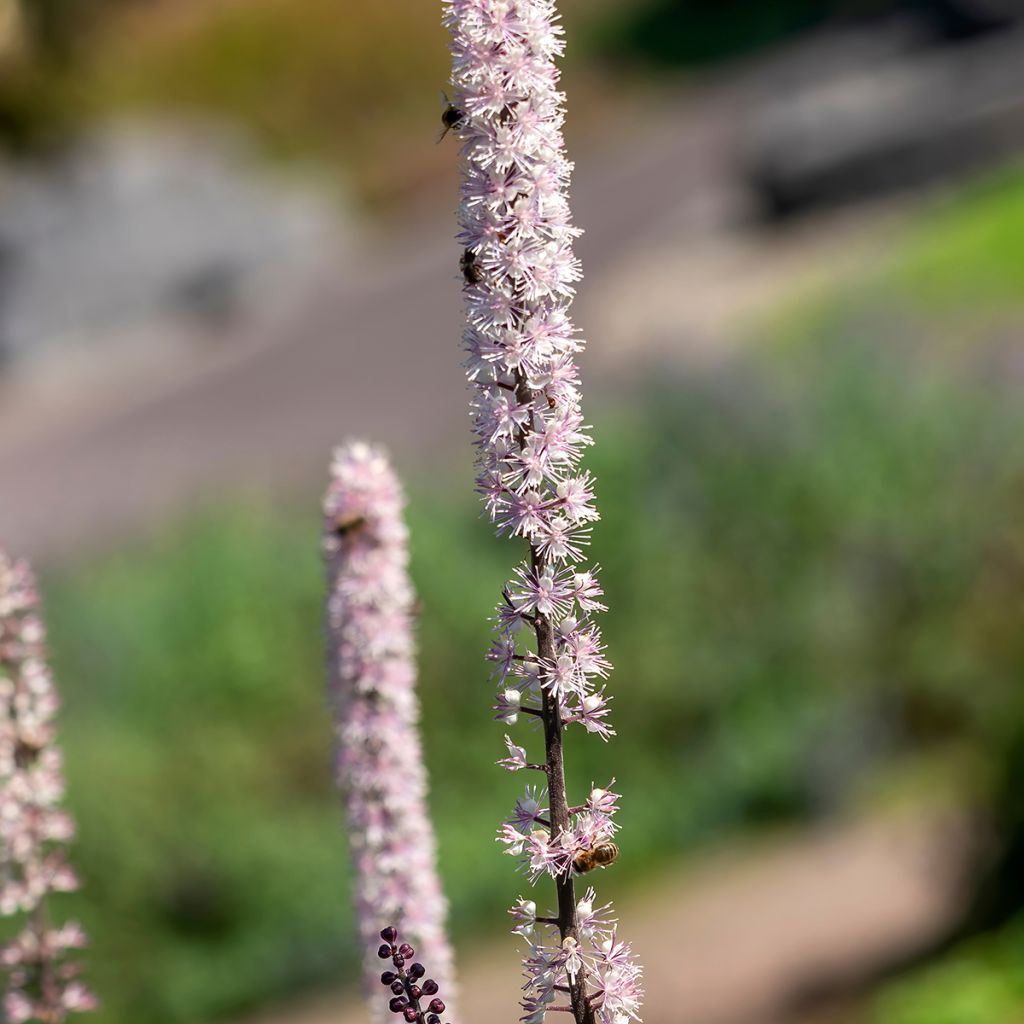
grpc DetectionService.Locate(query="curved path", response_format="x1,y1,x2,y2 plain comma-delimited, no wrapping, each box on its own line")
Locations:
0,69,907,562
239,809,966,1024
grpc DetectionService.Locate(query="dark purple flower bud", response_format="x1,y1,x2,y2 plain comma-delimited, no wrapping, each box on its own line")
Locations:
381,927,399,943
399,943,415,959
426,1016,440,1024
409,963,426,979
390,981,405,996
378,944,394,960
403,1008,419,1023
389,997,408,1014
428,999,445,1015
409,985,422,1000
421,979,439,996
381,971,397,985
394,955,406,968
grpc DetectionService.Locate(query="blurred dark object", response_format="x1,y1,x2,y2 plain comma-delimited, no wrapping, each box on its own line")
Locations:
166,262,243,329
590,0,1024,69
925,0,1024,36
18,0,82,63
15,0,147,64
0,122,336,376
160,861,241,940
0,237,16,369
964,724,1024,934
744,26,1024,218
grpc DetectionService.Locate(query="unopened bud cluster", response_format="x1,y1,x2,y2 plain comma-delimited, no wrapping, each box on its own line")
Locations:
375,926,452,1024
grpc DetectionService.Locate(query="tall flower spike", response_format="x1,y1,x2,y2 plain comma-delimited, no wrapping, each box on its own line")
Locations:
0,549,96,1023
324,442,456,1019
443,3,643,1022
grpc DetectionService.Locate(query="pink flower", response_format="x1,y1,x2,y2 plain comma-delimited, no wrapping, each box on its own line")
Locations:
508,564,572,618
499,735,530,771
324,443,456,1018
0,549,95,1020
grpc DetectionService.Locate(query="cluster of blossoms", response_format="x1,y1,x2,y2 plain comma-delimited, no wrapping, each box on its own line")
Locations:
511,890,642,1024
496,780,619,882
324,443,455,1018
0,550,95,1022
443,2,642,1022
374,925,452,1024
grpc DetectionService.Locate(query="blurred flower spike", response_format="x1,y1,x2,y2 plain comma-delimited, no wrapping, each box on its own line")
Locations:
324,442,455,1019
0,549,96,1022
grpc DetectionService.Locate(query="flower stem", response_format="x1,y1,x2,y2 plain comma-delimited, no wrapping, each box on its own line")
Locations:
532,549,593,1024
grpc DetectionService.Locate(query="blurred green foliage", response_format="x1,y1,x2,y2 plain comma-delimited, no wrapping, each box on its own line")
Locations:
888,167,1024,314
0,0,625,207
873,921,1024,1023
586,0,847,67
583,0,924,68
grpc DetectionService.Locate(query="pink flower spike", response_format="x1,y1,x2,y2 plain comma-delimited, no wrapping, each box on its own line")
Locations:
324,443,456,1019
0,549,95,1021
444,1,642,1020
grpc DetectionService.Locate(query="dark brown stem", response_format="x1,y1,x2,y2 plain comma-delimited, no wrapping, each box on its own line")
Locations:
33,901,59,1022
531,546,594,1024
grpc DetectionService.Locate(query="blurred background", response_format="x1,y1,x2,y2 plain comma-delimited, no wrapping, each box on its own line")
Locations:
1,0,1024,1022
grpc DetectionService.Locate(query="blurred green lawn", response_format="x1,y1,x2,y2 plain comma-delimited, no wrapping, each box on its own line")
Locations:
7,167,1023,1022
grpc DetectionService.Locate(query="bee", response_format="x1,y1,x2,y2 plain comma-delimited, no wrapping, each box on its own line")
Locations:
572,841,619,874
438,92,466,142
460,248,482,285
332,513,367,538
14,736,43,769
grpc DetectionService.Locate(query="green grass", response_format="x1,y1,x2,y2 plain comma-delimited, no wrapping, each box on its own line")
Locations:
889,167,1024,314
873,921,1024,1024
770,164,1024,356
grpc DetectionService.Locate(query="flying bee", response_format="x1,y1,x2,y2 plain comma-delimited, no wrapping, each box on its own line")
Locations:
460,247,482,285
572,841,619,874
438,92,466,142
332,512,367,538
